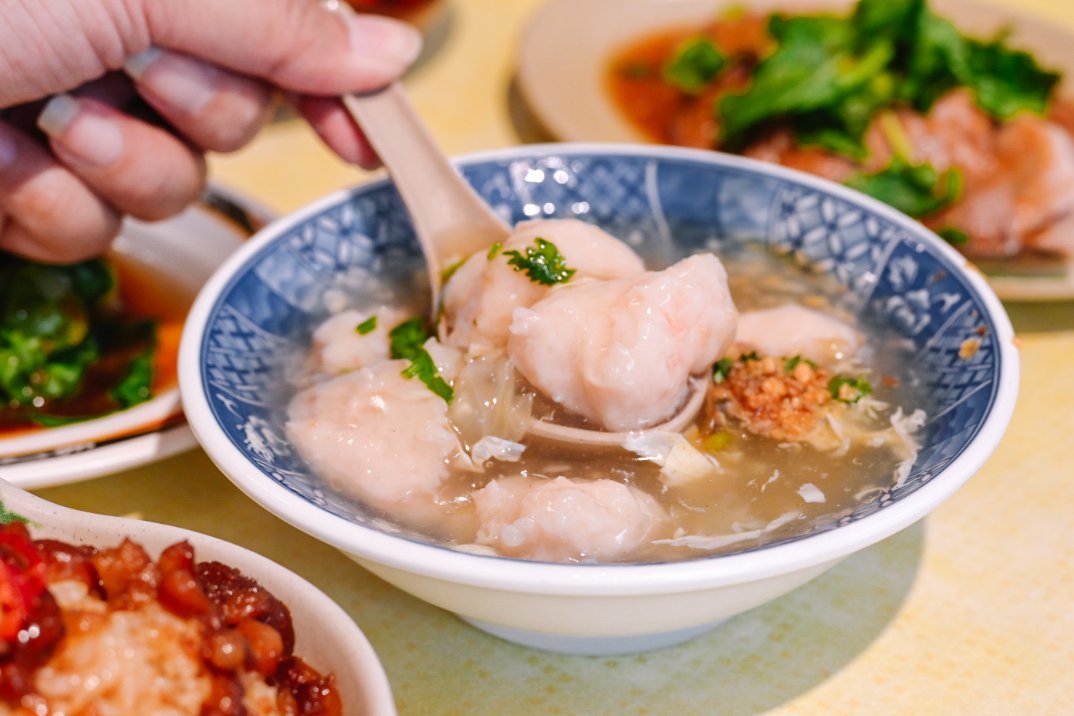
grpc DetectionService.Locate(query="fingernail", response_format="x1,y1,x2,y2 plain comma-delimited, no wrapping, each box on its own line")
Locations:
38,94,124,166
124,47,216,114
0,130,16,170
346,15,423,69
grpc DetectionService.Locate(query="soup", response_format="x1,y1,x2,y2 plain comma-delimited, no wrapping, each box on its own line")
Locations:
284,219,928,564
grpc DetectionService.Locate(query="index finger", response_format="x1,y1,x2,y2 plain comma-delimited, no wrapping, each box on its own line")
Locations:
142,0,422,96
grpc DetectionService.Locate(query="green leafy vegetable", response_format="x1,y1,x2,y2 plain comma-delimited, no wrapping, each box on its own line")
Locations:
719,14,891,147
0,253,159,427
784,355,802,372
851,0,922,40
937,226,970,245
845,158,962,218
388,318,453,403
111,342,156,408
356,315,377,335
828,374,873,403
715,0,1062,154
897,8,970,110
663,37,727,94
0,501,29,525
963,37,1061,119
794,71,897,159
502,238,577,286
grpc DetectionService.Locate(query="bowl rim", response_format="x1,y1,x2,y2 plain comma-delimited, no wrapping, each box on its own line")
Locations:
180,142,1019,596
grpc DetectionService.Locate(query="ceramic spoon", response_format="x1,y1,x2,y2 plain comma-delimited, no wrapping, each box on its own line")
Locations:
339,81,706,444
341,82,510,308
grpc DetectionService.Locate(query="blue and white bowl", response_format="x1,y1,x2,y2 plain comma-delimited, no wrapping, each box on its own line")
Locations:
179,145,1018,656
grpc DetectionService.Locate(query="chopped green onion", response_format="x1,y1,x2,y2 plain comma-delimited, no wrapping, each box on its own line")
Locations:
110,345,155,408
712,358,734,383
356,315,377,335
502,238,577,286
389,318,454,403
828,374,873,403
441,258,465,286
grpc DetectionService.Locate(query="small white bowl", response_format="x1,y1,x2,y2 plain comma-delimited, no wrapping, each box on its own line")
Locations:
0,480,397,715
0,185,274,489
180,145,1019,655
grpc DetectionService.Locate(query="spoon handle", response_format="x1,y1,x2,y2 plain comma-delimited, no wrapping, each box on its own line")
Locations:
342,85,510,295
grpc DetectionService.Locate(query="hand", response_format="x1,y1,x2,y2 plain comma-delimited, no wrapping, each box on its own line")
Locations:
0,0,421,262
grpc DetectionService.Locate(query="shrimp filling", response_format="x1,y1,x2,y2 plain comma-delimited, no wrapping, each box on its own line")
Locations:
286,221,929,563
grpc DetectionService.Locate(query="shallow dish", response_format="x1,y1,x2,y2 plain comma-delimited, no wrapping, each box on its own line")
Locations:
0,480,397,714
0,186,273,489
517,0,1074,301
180,144,1018,655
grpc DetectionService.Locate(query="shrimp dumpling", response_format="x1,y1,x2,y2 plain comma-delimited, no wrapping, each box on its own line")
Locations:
440,219,645,352
472,475,668,562
310,306,406,375
507,253,738,432
734,304,861,366
286,359,463,528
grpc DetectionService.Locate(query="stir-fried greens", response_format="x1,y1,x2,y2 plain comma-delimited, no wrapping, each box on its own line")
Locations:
710,0,1060,156
0,253,157,429
618,0,1064,240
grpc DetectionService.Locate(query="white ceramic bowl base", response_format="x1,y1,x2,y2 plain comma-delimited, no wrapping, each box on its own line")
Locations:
353,555,841,655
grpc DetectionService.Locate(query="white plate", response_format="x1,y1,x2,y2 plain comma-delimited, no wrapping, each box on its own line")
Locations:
517,0,1074,300
0,185,274,489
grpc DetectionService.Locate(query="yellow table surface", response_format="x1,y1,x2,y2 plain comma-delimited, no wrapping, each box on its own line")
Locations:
31,0,1074,713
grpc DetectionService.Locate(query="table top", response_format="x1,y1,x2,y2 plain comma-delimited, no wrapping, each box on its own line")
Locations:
33,0,1074,713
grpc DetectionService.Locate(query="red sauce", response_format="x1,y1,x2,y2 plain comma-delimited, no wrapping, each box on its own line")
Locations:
605,15,771,147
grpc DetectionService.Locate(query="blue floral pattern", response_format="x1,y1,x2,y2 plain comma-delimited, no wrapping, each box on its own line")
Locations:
198,148,1002,555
